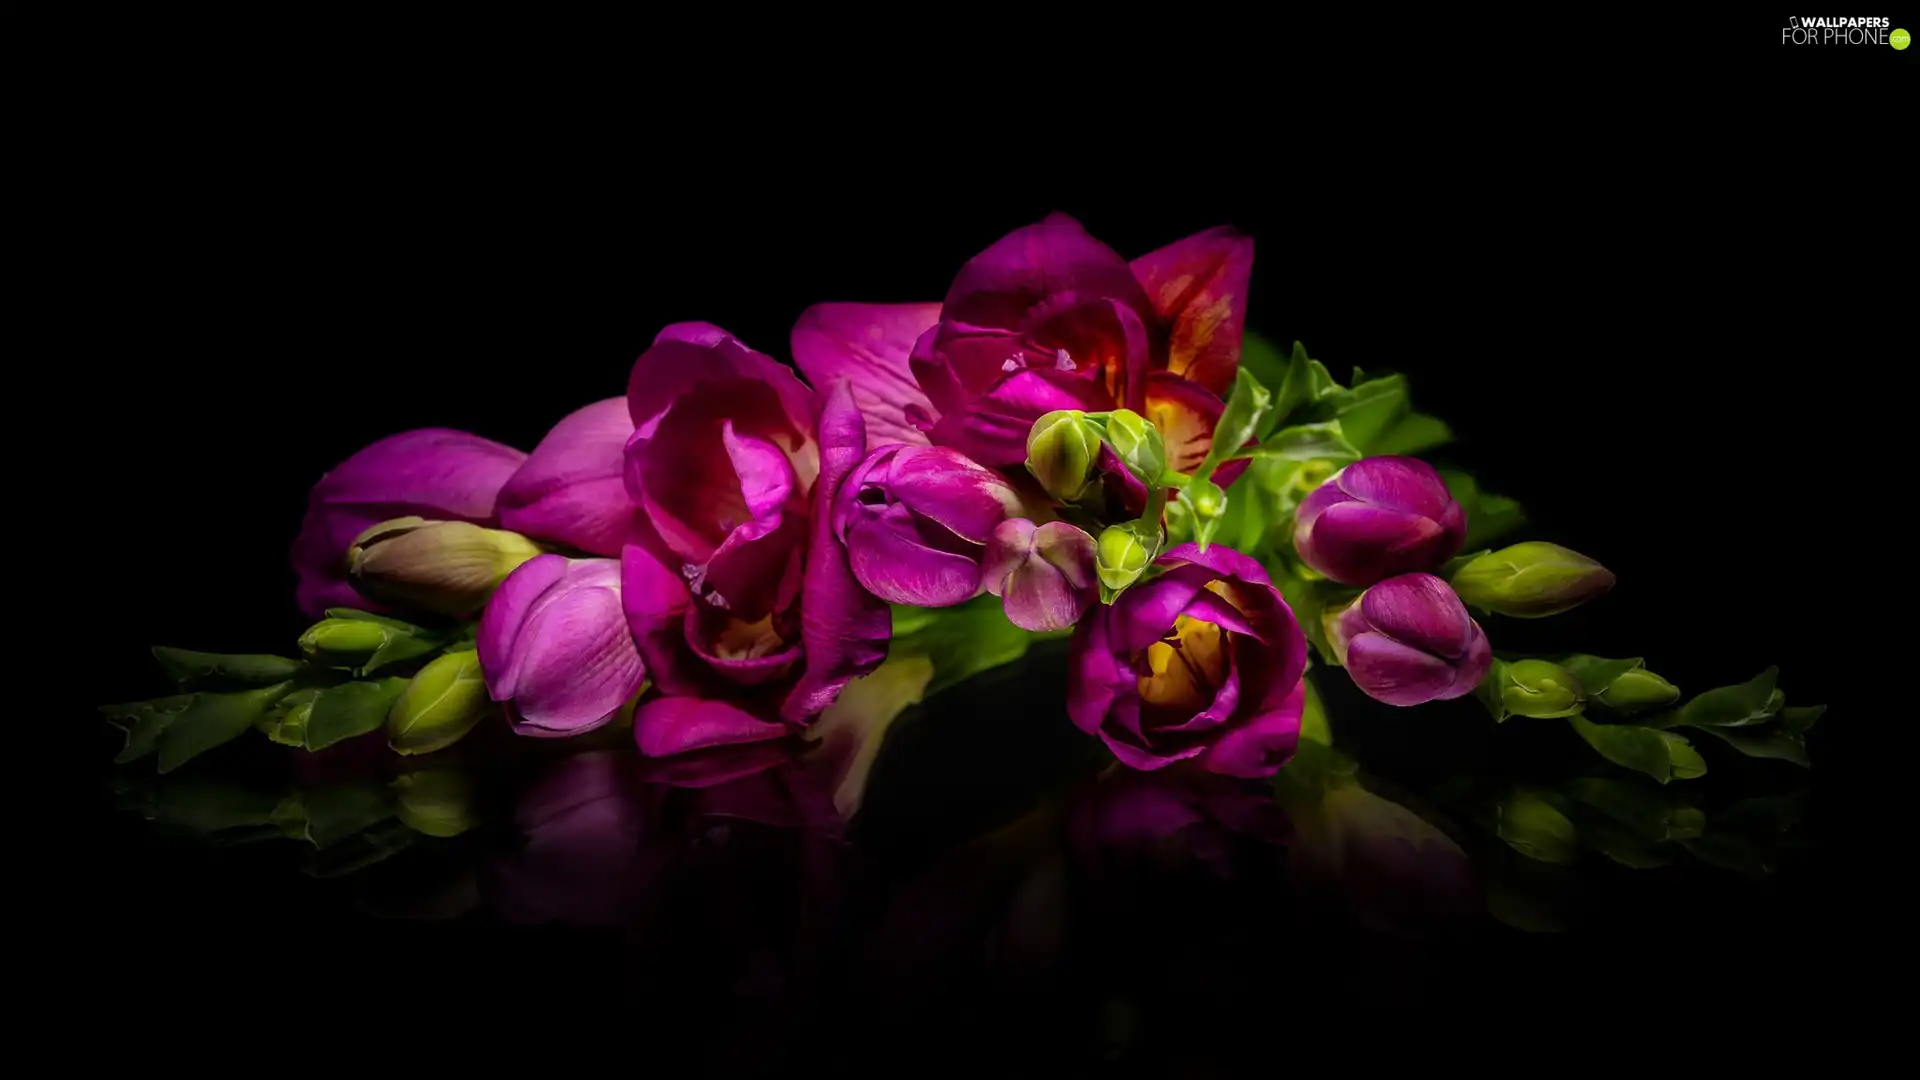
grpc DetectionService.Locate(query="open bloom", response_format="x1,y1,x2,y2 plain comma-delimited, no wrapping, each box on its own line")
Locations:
292,428,527,616
497,397,644,555
1327,572,1491,706
833,443,1021,607
793,213,1253,473
1068,544,1308,777
1293,456,1466,586
478,554,648,737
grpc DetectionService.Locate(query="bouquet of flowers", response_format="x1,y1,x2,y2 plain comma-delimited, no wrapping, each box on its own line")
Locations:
105,213,1823,810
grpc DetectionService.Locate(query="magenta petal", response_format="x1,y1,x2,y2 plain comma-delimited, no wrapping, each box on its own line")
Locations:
1296,503,1445,586
846,505,984,607
1334,456,1455,519
292,428,527,617
1130,225,1254,398
619,543,707,697
1345,632,1461,707
991,519,1097,633
1444,620,1494,698
1098,729,1207,772
1198,679,1304,778
497,398,642,555
942,213,1149,331
1156,542,1272,587
477,554,569,701
633,697,788,758
926,369,1104,468
497,559,648,735
791,302,942,447
628,323,815,443
1358,573,1474,660
887,446,1018,544
780,381,892,722
1000,551,1095,632
1067,615,1124,736
1025,295,1153,412
1178,590,1263,640
696,424,803,619
982,517,1036,596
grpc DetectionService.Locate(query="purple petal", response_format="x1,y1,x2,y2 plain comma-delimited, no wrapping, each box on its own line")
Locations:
635,739,797,789
886,446,1019,544
982,517,1037,597
1358,572,1475,660
1442,619,1494,698
791,302,942,447
1155,542,1272,587
477,554,569,701
999,535,1096,633
1023,295,1152,412
696,423,803,619
1344,632,1461,706
925,368,1104,468
682,602,804,686
292,428,527,617
619,542,704,697
497,398,642,556
627,323,815,448
1108,563,1221,652
502,559,647,735
1295,502,1447,586
941,213,1149,332
1178,590,1263,640
845,504,984,607
1067,613,1126,736
1334,456,1455,519
780,381,892,722
1198,679,1304,778
634,696,789,758
1130,226,1254,398
1097,727,1208,772
1034,521,1098,588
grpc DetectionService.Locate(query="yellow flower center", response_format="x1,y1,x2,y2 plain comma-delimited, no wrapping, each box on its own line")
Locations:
1137,612,1228,711
713,613,786,661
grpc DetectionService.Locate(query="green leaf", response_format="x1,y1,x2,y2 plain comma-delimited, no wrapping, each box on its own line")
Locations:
1323,374,1408,453
156,682,296,773
1196,367,1272,481
152,647,305,688
1555,655,1646,696
304,678,410,751
1567,715,1707,784
1671,667,1781,728
102,695,197,764
1367,411,1454,456
1233,421,1361,465
1474,657,1511,721
1778,704,1826,733
299,781,396,848
1441,471,1529,550
1566,776,1705,842
1695,724,1810,767
890,596,1051,696
1496,790,1578,865
1238,333,1292,433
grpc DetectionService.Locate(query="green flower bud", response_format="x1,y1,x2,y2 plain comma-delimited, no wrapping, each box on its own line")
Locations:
386,650,493,756
1595,667,1681,712
1096,520,1160,593
299,618,391,667
392,768,477,838
1025,410,1102,502
1449,542,1615,618
255,687,322,746
1104,408,1167,483
348,517,543,617
1499,659,1586,719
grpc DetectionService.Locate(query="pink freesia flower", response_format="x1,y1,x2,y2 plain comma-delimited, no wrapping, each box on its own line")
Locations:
796,214,1253,471
478,554,648,737
497,397,646,555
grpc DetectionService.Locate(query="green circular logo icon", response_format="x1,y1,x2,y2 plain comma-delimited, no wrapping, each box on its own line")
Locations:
1894,27,1912,49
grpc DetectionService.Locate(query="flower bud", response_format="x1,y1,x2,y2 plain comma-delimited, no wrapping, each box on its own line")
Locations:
298,617,390,667
1025,410,1102,503
347,516,543,617
1329,573,1491,706
392,768,477,837
1104,409,1167,484
1096,520,1159,593
984,518,1098,632
1596,667,1680,712
1449,542,1615,618
1496,659,1585,719
1293,456,1466,586
387,650,494,755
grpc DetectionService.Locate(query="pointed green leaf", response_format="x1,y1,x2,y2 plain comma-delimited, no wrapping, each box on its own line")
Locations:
156,682,296,773
1673,667,1781,728
1234,421,1361,465
1555,655,1646,696
1568,714,1707,784
1695,724,1810,767
102,695,197,764
1196,368,1272,481
1367,411,1454,456
1778,704,1825,733
1238,333,1292,434
304,678,410,751
1324,374,1408,453
152,647,305,688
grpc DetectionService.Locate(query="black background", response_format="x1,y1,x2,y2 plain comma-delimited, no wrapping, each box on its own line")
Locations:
34,22,1889,1047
